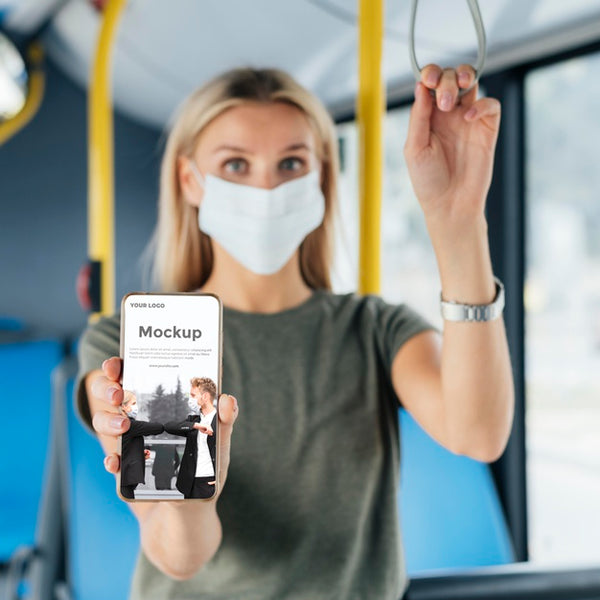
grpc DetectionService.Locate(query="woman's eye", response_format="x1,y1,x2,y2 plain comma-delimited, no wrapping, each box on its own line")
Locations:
224,158,247,173
279,157,304,171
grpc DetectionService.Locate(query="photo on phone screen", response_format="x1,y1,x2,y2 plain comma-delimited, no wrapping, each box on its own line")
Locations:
119,293,222,501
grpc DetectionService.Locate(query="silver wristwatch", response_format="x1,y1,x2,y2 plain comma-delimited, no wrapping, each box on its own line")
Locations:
440,277,505,322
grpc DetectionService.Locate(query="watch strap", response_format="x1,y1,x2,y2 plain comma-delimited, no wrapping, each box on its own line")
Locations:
440,277,505,322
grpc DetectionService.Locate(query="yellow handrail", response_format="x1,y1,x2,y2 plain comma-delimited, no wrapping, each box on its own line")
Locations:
88,0,127,320
0,42,44,146
357,0,384,295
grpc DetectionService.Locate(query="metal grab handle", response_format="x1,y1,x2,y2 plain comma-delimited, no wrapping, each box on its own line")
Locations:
409,0,487,96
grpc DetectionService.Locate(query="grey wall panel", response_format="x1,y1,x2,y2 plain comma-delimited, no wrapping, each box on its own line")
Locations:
0,59,162,339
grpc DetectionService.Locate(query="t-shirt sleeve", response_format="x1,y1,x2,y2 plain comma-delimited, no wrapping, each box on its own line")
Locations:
368,295,438,377
75,314,121,432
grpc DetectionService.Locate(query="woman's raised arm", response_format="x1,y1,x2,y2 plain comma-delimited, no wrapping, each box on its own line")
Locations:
392,64,514,463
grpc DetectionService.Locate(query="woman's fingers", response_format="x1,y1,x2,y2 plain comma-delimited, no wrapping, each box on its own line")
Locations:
89,356,124,411
104,453,121,474
405,82,434,156
437,68,460,111
216,394,238,488
419,63,497,124
464,97,501,123
90,373,123,408
85,358,126,478
102,356,123,382
218,393,238,428
457,64,476,92
93,409,131,436
420,64,442,90
420,64,478,111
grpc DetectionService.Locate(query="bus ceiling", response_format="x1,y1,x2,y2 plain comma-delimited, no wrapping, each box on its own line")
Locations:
2,0,600,129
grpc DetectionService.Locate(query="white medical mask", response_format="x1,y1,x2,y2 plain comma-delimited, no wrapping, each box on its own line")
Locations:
125,406,138,419
191,164,325,275
188,397,200,414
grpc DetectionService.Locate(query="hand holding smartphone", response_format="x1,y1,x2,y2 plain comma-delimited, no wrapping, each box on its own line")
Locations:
118,293,223,502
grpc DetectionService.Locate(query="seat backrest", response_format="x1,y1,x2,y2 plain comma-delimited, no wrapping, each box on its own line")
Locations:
0,338,63,562
57,359,140,600
399,409,515,574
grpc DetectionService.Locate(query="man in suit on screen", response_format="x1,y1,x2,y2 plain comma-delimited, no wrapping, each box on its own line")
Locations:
164,377,217,499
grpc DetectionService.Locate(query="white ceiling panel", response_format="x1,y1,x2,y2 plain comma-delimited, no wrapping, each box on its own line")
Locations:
35,0,600,129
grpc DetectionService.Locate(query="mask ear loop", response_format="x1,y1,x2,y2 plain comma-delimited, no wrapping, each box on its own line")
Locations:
409,0,487,97
189,160,206,189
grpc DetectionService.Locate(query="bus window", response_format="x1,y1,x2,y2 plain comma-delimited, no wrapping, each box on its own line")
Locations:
525,51,600,565
332,120,360,296
335,108,442,329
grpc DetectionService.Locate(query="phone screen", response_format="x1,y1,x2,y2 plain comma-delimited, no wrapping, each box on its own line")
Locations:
119,293,222,501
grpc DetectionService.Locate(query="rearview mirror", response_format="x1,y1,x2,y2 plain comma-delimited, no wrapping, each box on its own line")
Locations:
0,31,27,120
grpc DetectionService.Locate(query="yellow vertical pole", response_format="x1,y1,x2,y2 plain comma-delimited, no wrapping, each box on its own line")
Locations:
357,0,384,295
88,0,126,320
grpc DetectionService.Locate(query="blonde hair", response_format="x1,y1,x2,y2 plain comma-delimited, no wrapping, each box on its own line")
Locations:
122,390,137,409
153,68,339,292
190,376,217,400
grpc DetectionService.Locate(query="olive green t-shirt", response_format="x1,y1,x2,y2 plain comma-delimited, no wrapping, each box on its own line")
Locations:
76,290,434,600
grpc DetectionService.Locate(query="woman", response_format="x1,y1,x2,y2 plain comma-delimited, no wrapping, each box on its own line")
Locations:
77,65,513,599
120,390,164,500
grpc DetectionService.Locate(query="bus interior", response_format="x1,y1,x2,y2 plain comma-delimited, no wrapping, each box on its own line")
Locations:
1,0,600,598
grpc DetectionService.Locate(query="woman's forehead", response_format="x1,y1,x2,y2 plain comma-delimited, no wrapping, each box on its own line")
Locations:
197,102,316,154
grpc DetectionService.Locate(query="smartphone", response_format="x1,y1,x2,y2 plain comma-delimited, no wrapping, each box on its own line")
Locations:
118,292,222,501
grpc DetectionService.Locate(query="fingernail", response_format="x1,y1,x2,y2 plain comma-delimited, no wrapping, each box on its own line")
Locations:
425,71,438,86
465,107,477,120
458,71,470,86
107,386,119,401
110,416,126,429
102,359,108,370
228,394,238,411
440,92,453,111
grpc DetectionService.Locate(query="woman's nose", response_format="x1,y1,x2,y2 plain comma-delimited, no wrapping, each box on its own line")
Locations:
252,168,278,190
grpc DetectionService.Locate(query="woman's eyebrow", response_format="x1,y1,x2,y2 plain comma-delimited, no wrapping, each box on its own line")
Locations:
212,142,313,154
282,143,311,152
213,144,250,154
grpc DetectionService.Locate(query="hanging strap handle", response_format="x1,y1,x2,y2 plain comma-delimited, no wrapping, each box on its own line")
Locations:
409,0,487,96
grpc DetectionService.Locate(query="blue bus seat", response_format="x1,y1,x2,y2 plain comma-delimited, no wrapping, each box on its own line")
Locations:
399,409,515,574
0,338,63,562
0,317,25,332
58,360,140,600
